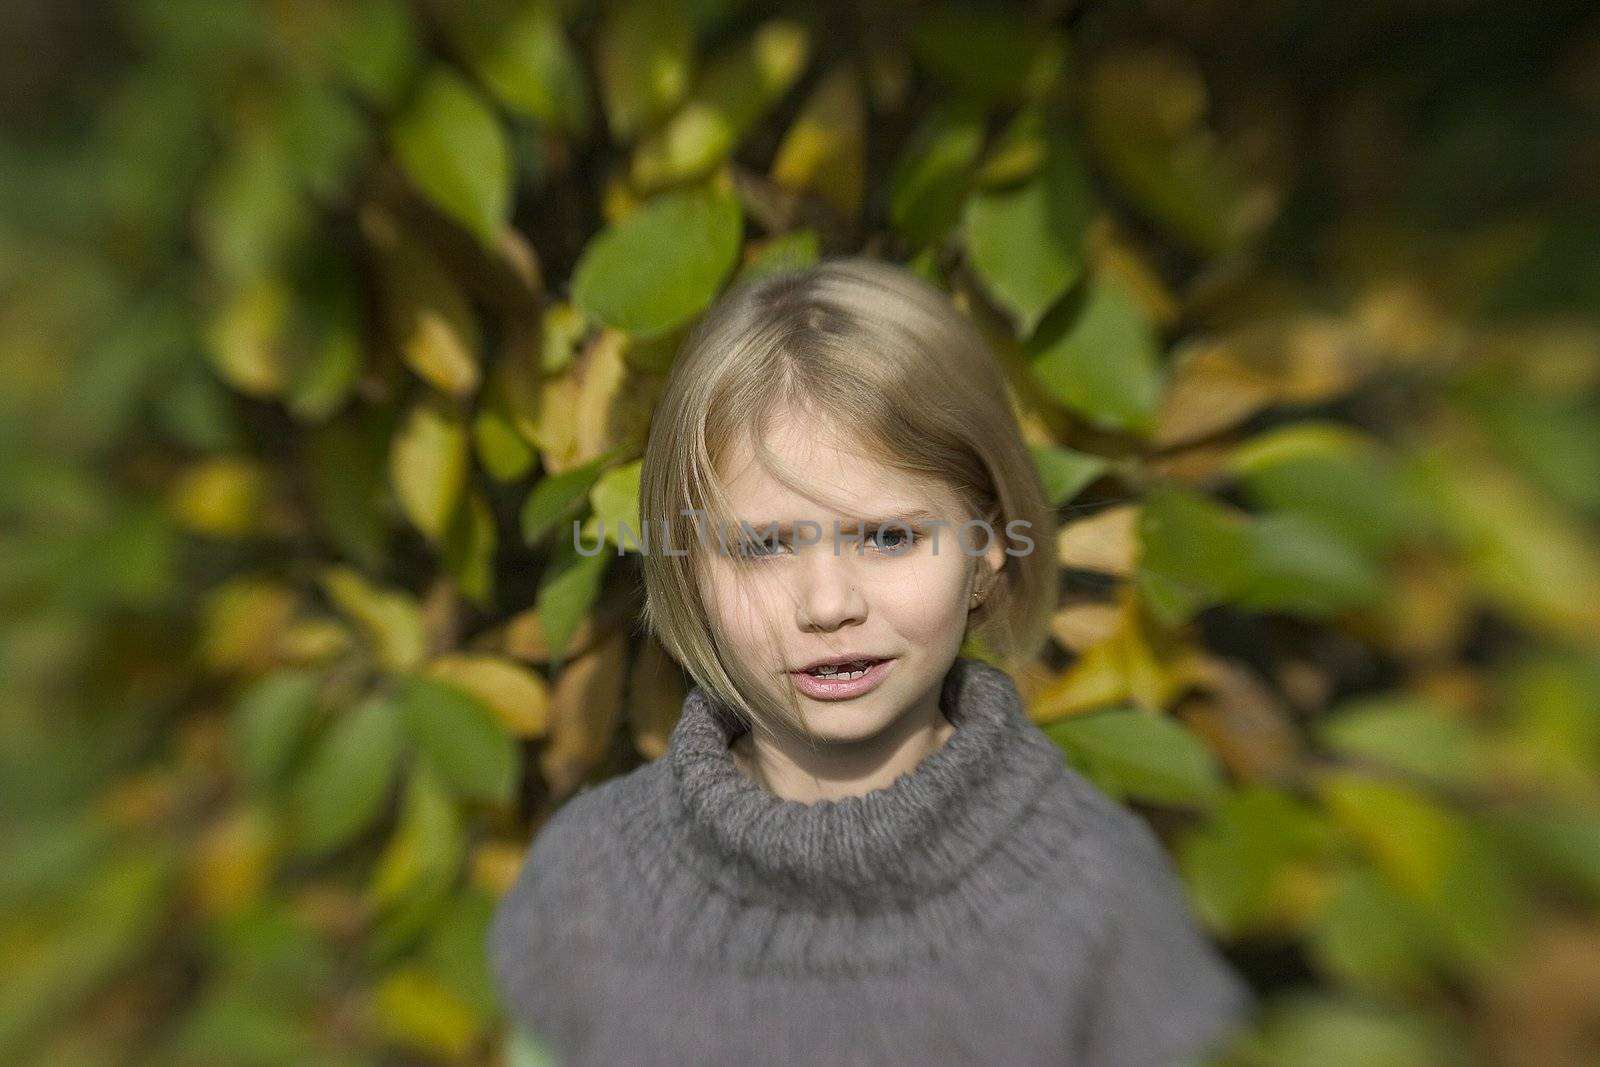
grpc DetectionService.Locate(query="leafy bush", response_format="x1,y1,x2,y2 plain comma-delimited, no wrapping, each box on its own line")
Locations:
3,1,1598,1064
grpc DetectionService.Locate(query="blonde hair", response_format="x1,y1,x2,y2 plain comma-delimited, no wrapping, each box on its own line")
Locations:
638,256,1057,740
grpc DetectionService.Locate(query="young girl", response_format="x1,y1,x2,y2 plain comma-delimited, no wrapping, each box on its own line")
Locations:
488,257,1251,1065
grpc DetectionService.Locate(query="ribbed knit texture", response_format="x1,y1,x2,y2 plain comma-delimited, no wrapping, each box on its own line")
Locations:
488,657,1252,1065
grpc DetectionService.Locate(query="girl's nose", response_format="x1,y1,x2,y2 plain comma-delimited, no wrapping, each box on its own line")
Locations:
792,553,866,633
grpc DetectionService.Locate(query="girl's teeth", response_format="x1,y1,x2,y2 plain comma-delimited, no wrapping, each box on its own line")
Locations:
810,660,872,679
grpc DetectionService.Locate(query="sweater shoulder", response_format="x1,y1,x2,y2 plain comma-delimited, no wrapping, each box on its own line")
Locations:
1024,755,1209,927
486,761,663,1031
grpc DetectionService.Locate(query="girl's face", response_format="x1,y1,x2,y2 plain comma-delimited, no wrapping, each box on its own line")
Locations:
699,405,1004,744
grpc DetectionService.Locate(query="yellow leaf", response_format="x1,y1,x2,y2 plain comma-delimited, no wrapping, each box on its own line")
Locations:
425,653,550,738
770,63,866,219
167,456,269,538
1049,597,1125,652
533,363,585,473
444,488,498,606
191,804,279,919
1056,504,1140,575
574,328,636,461
1154,337,1281,450
198,576,301,673
374,965,482,1058
367,212,482,397
273,616,354,666
1320,773,1464,904
1419,426,1600,647
1154,317,1370,448
471,840,528,896
1032,590,1202,718
318,564,427,673
1260,860,1335,932
1091,221,1181,330
206,276,289,398
390,394,469,543
540,629,627,796
501,606,604,664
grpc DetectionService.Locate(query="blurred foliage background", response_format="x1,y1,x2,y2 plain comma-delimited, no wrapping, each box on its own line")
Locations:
3,0,1599,1064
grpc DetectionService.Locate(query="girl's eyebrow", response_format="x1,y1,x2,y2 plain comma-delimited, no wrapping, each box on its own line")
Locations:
735,508,940,535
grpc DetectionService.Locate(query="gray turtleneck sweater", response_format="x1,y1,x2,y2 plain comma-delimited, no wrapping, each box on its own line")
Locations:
487,657,1252,1065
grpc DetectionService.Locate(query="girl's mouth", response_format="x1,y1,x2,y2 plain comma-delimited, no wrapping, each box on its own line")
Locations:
788,658,894,700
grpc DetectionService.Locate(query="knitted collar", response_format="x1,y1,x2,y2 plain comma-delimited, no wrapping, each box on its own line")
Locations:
658,656,1065,910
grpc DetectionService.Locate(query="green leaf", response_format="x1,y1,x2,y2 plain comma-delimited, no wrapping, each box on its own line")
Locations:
1309,869,1438,993
390,67,512,246
536,533,611,664
455,0,590,136
0,811,112,908
595,0,694,139
160,984,318,1067
284,258,364,423
590,460,643,548
1180,786,1333,934
888,103,985,247
422,888,500,1013
1085,47,1249,253
443,489,498,608
367,762,465,954
1137,486,1385,624
1239,511,1387,616
0,849,178,1060
1026,272,1163,432
1135,486,1254,625
1242,995,1457,1067
474,388,537,483
1494,802,1600,905
1496,650,1600,787
306,406,395,572
572,185,743,338
209,902,339,1006
1046,707,1224,807
272,75,370,201
1452,371,1600,514
912,7,1068,104
1316,696,1480,786
520,456,610,545
1231,423,1427,555
738,229,821,282
629,20,810,189
399,675,519,807
291,693,406,855
1410,442,1600,644
1029,444,1108,506
964,122,1095,338
231,671,322,792
196,129,309,288
326,0,419,108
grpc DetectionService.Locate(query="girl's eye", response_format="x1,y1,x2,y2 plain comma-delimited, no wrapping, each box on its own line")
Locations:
867,527,919,553
738,534,786,558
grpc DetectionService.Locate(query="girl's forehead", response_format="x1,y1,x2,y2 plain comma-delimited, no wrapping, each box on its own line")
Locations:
717,452,959,523
710,405,966,518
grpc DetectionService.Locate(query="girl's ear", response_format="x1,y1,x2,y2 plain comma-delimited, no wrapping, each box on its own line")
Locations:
971,547,1005,608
